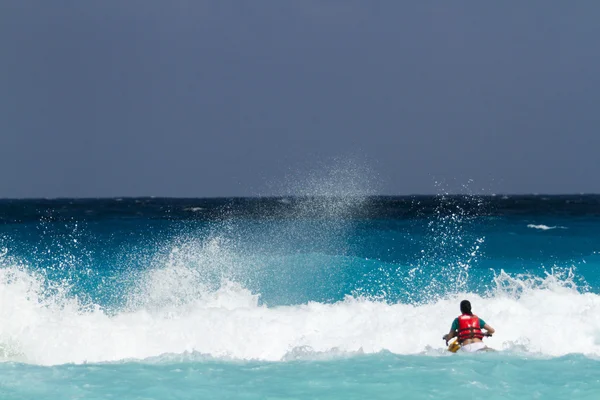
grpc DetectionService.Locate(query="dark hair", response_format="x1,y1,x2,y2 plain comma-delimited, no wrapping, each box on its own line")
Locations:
460,300,472,315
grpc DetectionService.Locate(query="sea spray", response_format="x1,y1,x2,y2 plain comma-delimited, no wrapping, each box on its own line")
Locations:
1,261,599,366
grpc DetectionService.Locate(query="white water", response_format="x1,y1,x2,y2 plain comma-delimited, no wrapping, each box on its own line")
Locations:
527,224,568,230
1,265,600,366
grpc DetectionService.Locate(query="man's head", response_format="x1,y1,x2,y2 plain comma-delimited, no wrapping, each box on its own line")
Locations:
460,300,472,315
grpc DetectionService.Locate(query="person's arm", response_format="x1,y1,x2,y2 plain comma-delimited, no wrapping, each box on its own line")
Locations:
442,329,456,344
442,318,458,344
483,323,495,336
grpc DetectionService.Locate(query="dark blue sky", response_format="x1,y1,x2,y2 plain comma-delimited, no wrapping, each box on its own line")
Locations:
1,1,599,197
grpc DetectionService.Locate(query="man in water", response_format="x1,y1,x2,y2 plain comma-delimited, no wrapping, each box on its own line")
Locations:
443,300,495,352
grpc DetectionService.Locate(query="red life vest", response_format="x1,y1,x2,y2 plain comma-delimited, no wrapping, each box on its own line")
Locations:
457,314,484,342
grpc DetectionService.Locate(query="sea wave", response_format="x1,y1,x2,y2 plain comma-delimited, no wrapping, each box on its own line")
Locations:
0,264,598,366
527,224,568,230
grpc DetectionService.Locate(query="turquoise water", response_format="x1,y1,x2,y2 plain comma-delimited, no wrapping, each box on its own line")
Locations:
1,354,599,399
1,196,599,399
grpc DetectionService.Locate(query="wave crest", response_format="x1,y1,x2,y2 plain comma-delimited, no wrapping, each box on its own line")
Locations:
1,264,599,366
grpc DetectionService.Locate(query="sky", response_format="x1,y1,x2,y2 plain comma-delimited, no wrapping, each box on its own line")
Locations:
1,1,599,198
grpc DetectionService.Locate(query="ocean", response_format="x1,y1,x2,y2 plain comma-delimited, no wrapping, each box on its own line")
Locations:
1,195,599,399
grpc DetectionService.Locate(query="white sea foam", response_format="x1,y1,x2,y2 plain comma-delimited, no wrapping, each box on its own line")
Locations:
1,264,599,366
527,224,567,230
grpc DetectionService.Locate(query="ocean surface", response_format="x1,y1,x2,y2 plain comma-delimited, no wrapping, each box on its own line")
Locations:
1,195,600,399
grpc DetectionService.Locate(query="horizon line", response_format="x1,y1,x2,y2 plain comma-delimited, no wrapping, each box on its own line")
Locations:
1,193,599,201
